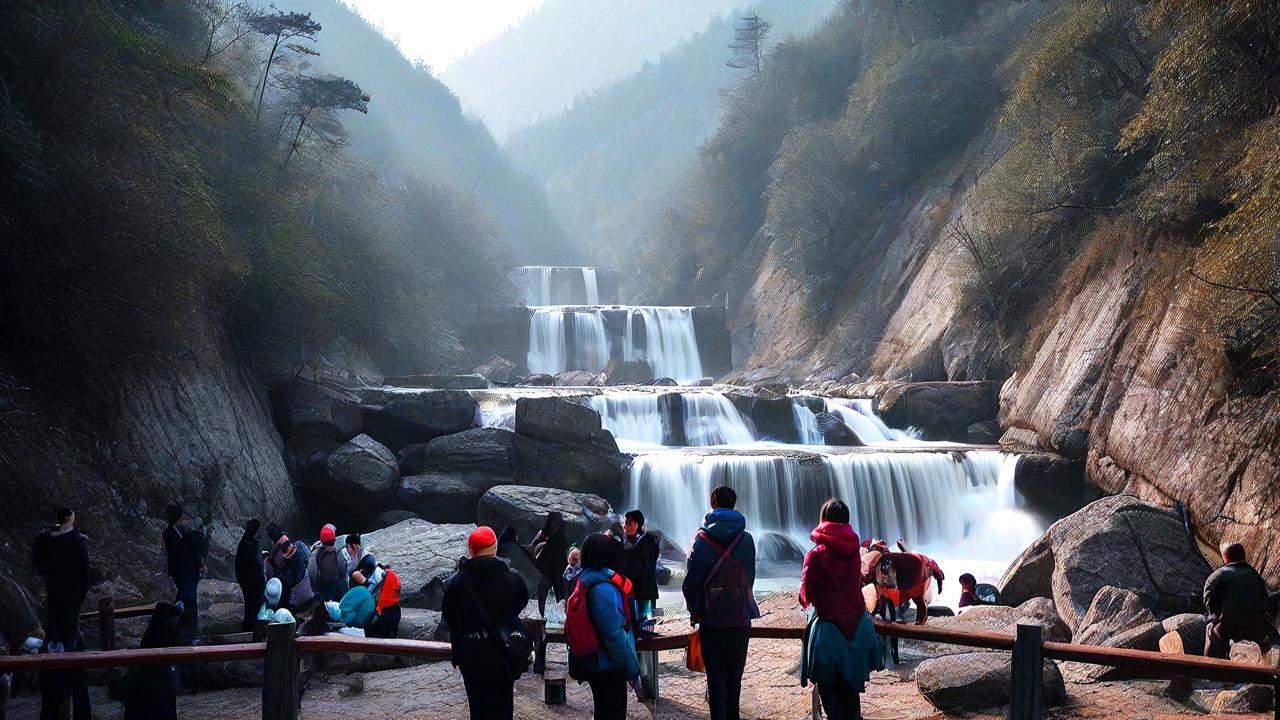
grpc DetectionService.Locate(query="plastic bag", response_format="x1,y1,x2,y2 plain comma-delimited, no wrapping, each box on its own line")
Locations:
686,631,705,673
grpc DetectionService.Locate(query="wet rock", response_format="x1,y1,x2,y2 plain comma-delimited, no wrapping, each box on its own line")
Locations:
512,397,628,500
516,373,556,386
755,531,806,562
320,434,399,503
595,358,653,386
874,381,999,442
646,377,679,386
514,396,603,445
397,428,517,476
269,380,363,440
1013,451,1090,520
0,566,42,652
361,519,472,610
395,473,494,524
368,509,420,530
554,370,599,386
999,495,1211,632
473,355,520,385
745,395,799,443
814,411,863,446
361,391,479,451
284,437,340,487
382,374,488,390
967,420,1001,445
476,485,615,548
1210,684,1274,713
916,650,1065,712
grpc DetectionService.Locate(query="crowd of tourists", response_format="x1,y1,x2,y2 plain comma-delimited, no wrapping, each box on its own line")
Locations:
21,494,1280,720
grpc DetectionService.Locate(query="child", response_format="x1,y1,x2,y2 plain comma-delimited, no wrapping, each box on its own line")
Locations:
958,573,989,608
563,545,583,586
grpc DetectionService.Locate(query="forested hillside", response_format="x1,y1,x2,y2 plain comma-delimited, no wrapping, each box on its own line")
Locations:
633,0,1280,574
442,0,743,138
506,0,835,270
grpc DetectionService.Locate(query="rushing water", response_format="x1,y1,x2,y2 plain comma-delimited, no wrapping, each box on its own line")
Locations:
622,307,703,383
585,391,757,449
510,266,602,306
527,308,611,375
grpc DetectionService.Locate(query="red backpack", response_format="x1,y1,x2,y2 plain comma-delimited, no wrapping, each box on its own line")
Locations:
565,572,633,680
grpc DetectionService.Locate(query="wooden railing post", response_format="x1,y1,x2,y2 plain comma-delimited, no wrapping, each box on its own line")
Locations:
262,621,298,720
98,598,115,652
1010,623,1043,720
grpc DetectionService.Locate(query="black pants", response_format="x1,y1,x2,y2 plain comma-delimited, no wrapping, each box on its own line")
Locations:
818,679,862,720
460,667,515,719
700,626,750,720
367,604,401,639
39,668,91,720
587,670,628,720
173,577,199,643
47,591,85,647
240,580,264,633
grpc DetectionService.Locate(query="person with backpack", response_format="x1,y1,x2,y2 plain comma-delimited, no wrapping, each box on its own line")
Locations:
163,504,205,644
566,532,641,720
235,519,266,632
441,526,531,719
618,510,660,624
799,499,882,720
531,512,569,617
266,534,315,614
682,485,759,720
311,525,344,603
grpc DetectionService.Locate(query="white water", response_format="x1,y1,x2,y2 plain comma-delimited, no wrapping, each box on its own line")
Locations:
622,307,703,383
589,392,665,446
683,393,756,446
510,266,601,306
586,391,756,449
527,308,611,375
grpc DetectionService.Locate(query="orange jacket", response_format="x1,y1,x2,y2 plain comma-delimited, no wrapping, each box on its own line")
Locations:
375,568,401,613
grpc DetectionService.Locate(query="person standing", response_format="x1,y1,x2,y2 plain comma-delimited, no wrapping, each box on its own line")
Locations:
32,508,91,650
798,499,881,720
570,532,641,720
119,601,184,720
1204,542,1270,659
618,510,660,623
531,511,569,617
234,519,266,632
682,485,758,720
163,504,204,644
441,526,530,720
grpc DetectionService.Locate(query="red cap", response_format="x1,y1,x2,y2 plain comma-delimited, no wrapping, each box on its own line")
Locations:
468,526,498,557
319,525,336,543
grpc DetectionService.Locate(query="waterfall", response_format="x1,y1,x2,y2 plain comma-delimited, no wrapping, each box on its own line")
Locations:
682,393,756,446
793,402,824,444
625,450,1042,574
527,308,610,375
588,391,756,448
589,392,665,447
510,266,602,306
583,267,600,305
623,307,704,383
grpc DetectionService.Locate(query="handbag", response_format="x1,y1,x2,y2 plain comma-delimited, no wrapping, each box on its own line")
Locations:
686,630,706,673
460,573,532,680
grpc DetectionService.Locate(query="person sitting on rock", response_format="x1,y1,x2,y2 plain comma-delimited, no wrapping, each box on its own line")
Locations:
310,524,345,603
958,573,992,609
266,534,315,614
350,555,402,639
1204,542,1271,659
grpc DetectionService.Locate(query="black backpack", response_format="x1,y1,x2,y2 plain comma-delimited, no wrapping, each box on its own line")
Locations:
315,546,340,584
459,572,532,680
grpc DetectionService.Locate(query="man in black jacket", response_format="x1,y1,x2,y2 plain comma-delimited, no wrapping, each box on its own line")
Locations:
32,507,92,649
163,504,204,643
234,519,265,632
441,526,530,720
1204,542,1271,658
618,510,660,624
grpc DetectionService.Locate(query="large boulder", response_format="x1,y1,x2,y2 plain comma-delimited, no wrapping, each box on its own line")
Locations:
999,495,1211,632
320,434,400,503
1066,586,1165,681
512,397,628,499
744,394,799,443
382,374,489,390
361,519,473,610
473,356,520,385
925,598,1070,644
874,381,1000,442
595,359,653,386
269,380,362,440
395,472,495,524
514,396,603,445
361,391,479,452
814,411,863,446
555,370,599,386
397,427,517,476
1159,613,1207,656
0,566,42,653
477,485,616,548
283,436,340,486
368,509,420,530
1013,452,1092,520
916,650,1065,712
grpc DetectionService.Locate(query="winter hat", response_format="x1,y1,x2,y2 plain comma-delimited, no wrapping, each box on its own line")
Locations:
319,525,336,543
468,526,498,557
244,518,261,537
356,555,377,577
265,578,283,607
271,608,295,625
165,504,184,525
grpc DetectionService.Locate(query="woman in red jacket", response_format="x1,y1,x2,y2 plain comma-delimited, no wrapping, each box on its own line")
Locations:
798,499,882,720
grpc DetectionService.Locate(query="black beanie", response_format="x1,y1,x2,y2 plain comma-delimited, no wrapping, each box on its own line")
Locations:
165,504,183,525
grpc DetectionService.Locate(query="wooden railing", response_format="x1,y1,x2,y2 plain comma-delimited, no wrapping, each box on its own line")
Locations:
6,617,1278,720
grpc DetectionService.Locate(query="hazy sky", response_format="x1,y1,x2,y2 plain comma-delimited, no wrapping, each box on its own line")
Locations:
342,0,546,72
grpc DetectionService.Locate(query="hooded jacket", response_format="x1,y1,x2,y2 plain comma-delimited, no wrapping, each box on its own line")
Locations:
579,567,641,679
799,521,865,639
441,556,530,668
681,508,759,627
33,527,91,603
618,531,660,601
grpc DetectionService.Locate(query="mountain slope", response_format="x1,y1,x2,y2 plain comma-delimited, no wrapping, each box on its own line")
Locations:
442,0,743,138
505,0,836,272
274,0,574,263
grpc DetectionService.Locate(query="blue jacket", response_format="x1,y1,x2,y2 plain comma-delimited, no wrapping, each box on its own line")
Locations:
580,568,640,679
681,508,759,627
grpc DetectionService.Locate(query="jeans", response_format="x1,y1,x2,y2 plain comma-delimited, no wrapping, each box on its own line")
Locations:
174,577,199,643
818,678,862,720
587,670,628,720
700,626,750,720
460,667,515,719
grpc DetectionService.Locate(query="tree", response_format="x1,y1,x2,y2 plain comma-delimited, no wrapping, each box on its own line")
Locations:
727,13,772,78
281,74,370,166
247,8,321,118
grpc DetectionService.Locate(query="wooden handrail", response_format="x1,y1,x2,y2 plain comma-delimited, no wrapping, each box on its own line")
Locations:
0,642,265,671
79,604,157,621
295,635,452,658
1042,639,1277,685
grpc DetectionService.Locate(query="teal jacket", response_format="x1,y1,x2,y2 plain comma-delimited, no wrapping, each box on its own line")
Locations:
580,567,640,679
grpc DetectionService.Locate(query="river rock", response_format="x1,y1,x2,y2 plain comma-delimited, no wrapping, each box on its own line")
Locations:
646,377,679,386
732,393,798,443
1159,613,1207,655
916,650,1065,712
595,358,653,386
476,485,615,547
514,396,601,444
815,411,863,446
513,435,629,500
555,370,599,386
999,495,1211,632
926,598,1070,643
269,380,363,440
1013,451,1090,520
283,436,341,486
382,374,488,390
368,509,420,530
517,373,556,386
320,434,399,503
967,420,1001,445
473,355,520,385
361,391,479,451
1210,684,1275,713
874,381,999,442
395,473,495,524
397,427,517,476
361,519,472,610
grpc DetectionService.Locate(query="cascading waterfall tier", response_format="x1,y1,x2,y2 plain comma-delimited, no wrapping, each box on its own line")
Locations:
622,307,703,383
527,308,611,375
509,266,602,306
586,391,756,448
